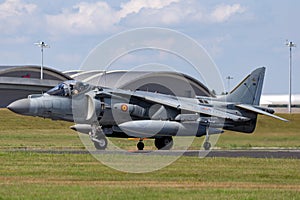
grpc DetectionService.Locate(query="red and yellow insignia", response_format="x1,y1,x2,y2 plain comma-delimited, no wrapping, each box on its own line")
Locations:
121,104,128,112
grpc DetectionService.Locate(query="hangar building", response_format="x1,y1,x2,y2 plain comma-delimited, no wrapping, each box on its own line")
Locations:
65,70,213,98
0,66,213,108
0,66,72,107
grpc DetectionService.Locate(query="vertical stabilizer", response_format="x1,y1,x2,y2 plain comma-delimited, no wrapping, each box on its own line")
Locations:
224,67,265,105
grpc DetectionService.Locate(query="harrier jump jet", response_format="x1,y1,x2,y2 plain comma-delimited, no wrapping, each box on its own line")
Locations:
7,67,287,150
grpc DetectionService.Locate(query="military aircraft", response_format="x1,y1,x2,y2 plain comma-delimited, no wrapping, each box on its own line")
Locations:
7,67,287,150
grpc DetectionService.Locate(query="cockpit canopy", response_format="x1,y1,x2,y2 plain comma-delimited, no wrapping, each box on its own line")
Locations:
47,80,90,97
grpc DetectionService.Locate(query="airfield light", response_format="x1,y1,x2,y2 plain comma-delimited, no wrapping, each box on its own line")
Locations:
285,40,296,113
34,41,50,80
226,76,233,94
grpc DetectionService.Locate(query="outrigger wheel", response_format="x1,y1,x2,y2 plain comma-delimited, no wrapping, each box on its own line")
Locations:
203,126,211,150
203,141,211,150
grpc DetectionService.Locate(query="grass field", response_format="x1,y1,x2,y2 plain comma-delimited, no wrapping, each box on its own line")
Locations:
0,109,300,199
0,152,300,199
0,109,300,150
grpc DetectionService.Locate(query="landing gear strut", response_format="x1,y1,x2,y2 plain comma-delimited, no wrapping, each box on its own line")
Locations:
90,125,108,150
203,126,211,150
154,136,173,150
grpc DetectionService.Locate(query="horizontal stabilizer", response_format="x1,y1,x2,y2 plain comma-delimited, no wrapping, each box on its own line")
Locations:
236,104,288,122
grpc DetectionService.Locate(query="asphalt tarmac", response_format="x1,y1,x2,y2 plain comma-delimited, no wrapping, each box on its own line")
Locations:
7,149,300,159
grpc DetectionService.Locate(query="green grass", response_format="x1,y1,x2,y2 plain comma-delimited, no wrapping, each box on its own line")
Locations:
0,109,82,149
1,109,300,199
0,152,299,199
1,109,299,150
215,114,300,149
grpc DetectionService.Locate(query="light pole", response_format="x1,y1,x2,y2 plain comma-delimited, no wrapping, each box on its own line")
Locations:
34,41,50,80
226,76,233,94
285,40,296,113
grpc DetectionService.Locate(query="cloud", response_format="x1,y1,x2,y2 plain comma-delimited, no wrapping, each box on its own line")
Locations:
118,0,179,19
0,0,37,34
46,1,118,35
0,0,248,37
46,0,180,35
0,0,36,18
45,1,247,36
210,4,246,23
122,1,203,26
122,1,246,26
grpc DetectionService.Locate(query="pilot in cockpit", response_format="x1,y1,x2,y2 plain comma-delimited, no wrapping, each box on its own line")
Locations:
47,80,90,97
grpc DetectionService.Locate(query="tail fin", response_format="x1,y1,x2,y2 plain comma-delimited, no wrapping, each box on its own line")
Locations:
225,67,265,105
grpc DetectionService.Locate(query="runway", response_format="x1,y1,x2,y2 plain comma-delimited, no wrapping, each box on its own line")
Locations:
6,149,300,159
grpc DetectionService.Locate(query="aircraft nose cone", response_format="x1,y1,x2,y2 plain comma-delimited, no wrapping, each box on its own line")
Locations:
7,99,30,114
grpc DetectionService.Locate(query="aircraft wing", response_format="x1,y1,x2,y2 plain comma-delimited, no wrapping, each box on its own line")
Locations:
236,104,288,122
100,90,249,122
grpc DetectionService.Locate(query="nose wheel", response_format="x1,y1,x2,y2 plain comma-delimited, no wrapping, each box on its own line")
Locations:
92,136,108,150
90,124,108,150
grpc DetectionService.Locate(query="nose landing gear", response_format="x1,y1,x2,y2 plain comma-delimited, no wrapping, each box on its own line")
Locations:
90,125,108,150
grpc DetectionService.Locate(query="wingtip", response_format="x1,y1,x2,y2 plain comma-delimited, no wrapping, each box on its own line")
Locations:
276,116,289,122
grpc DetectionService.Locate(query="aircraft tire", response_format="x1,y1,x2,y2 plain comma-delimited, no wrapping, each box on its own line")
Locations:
93,136,108,150
137,141,144,150
203,141,211,150
154,136,173,150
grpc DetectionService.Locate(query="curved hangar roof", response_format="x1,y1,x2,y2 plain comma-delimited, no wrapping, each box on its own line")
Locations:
0,65,70,80
0,66,212,107
69,70,213,98
0,65,72,107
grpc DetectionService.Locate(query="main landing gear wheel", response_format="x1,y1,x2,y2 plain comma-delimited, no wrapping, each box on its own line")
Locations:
154,136,173,150
137,140,145,151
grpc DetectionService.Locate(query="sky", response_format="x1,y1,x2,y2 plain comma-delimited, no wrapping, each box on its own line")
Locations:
0,0,299,94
